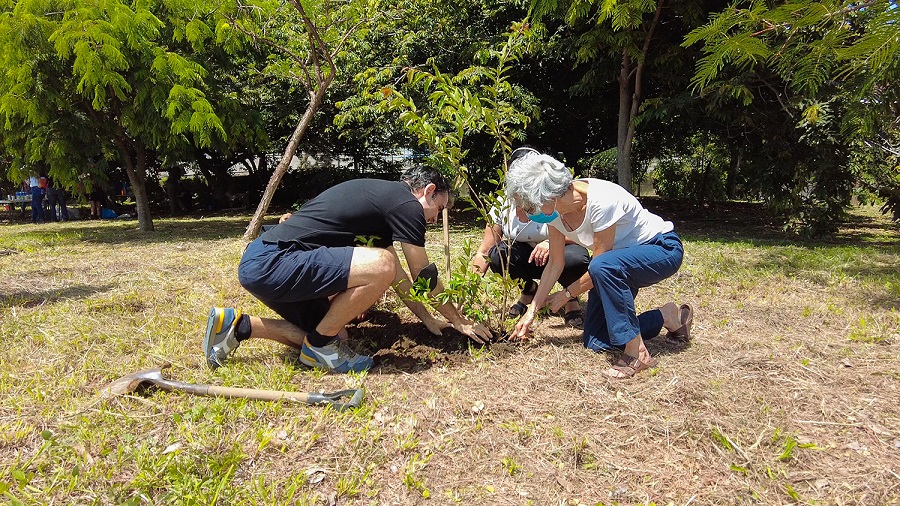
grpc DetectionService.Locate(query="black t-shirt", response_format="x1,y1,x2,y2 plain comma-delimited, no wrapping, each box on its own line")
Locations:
261,179,426,250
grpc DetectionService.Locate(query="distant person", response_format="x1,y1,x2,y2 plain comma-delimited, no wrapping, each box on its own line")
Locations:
505,150,693,379
18,180,29,215
203,167,491,373
470,147,589,328
88,187,104,219
45,177,69,222
28,174,45,224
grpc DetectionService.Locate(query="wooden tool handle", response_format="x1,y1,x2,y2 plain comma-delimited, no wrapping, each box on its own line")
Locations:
205,385,311,402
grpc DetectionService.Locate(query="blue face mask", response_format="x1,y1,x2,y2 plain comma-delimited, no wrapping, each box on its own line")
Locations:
527,209,559,223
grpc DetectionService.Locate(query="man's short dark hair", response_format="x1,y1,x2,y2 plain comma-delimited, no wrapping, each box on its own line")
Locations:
401,166,451,195
401,166,456,209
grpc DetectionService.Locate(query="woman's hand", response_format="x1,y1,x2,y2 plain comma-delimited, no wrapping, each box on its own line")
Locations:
511,305,537,340
546,290,569,314
529,240,550,266
470,252,489,275
422,316,450,336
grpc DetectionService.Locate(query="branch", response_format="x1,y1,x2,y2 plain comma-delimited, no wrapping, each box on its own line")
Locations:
286,0,337,87
864,139,900,157
222,12,314,91
825,0,881,18
758,74,795,119
629,0,664,119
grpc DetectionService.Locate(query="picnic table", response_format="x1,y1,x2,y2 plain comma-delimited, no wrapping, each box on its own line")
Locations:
0,196,31,222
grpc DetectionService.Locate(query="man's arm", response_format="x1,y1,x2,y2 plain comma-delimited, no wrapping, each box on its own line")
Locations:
398,242,491,342
387,245,448,336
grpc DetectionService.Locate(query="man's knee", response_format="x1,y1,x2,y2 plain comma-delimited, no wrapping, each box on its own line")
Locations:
352,248,396,285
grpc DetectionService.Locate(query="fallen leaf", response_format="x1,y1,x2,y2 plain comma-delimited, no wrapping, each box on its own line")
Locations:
305,467,327,484
845,441,866,452
556,475,574,493
161,443,181,455
842,359,853,368
72,443,95,466
472,400,485,413
814,479,829,489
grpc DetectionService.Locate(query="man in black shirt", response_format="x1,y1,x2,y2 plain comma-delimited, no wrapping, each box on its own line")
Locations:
203,167,491,373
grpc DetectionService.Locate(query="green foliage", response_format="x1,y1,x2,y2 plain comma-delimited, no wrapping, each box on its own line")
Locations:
652,133,730,202
406,238,522,336
684,0,900,230
375,20,539,195
350,22,540,331
578,147,617,181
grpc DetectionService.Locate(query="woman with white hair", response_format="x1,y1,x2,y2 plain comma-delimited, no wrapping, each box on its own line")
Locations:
505,149,693,378
470,149,590,328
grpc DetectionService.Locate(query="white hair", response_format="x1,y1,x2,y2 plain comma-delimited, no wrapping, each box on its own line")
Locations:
506,152,572,213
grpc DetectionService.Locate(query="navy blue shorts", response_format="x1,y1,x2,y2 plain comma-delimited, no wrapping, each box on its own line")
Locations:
238,238,354,332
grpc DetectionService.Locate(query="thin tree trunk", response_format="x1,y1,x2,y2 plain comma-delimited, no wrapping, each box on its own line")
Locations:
616,1,664,194
132,143,153,232
243,85,330,242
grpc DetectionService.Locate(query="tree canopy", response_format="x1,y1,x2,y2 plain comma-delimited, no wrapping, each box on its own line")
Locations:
0,0,896,233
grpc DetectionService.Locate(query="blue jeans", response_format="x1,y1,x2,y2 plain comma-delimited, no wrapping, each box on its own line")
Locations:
582,231,683,352
30,187,45,223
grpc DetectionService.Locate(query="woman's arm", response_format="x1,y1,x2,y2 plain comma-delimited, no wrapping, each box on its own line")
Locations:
545,225,616,313
470,223,502,275
512,226,567,339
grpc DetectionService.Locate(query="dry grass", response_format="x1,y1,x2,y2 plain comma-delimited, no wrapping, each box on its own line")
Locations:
0,205,898,505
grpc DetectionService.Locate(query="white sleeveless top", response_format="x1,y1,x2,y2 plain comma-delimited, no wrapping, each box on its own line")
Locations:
547,178,673,250
489,201,547,247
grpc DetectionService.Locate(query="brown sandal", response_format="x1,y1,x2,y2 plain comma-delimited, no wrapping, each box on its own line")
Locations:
666,303,693,341
608,354,659,379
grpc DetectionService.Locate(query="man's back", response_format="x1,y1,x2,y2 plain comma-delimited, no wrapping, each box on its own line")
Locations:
260,179,426,250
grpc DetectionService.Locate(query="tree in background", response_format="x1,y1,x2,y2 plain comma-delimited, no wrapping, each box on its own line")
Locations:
529,0,677,192
0,0,228,231
219,0,378,242
685,0,900,231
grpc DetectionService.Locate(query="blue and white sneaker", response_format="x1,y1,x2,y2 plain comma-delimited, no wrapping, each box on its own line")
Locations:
299,337,373,374
203,307,242,369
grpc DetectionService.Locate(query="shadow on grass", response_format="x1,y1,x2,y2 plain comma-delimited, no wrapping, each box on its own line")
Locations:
0,215,254,247
0,283,114,309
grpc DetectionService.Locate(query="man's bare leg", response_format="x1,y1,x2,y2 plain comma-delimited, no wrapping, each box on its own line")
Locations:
244,316,349,350
314,247,396,337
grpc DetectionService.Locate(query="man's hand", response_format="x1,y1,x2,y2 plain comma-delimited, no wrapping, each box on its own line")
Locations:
423,316,450,336
452,318,492,344
529,240,550,266
279,212,292,223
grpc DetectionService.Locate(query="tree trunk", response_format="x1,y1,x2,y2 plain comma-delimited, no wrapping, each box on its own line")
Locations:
114,135,154,232
615,1,664,195
165,166,182,216
243,86,329,242
726,145,742,200
132,143,154,232
616,51,633,193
